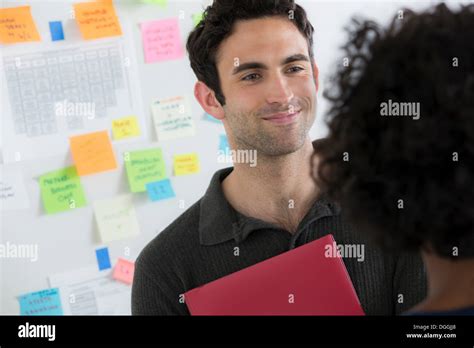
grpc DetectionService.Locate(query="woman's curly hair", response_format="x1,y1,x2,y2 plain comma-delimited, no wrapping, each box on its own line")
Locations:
316,4,474,259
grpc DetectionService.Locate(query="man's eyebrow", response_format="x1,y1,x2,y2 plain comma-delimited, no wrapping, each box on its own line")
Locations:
232,62,267,75
281,53,310,65
231,54,310,75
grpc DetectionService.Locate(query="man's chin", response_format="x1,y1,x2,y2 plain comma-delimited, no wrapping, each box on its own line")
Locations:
257,138,307,157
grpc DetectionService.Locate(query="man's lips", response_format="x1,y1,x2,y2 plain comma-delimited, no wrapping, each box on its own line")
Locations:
262,109,302,124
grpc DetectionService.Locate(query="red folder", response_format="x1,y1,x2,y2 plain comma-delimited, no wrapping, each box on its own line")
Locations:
184,234,365,315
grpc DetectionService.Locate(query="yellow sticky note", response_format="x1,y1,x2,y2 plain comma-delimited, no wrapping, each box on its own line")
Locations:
173,153,200,176
93,195,140,243
0,6,41,44
112,116,140,140
74,1,122,40
69,130,117,176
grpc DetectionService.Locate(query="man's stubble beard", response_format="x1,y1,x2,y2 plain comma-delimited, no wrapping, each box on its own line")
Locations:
223,99,316,157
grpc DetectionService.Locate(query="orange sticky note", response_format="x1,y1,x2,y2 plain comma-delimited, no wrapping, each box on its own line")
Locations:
0,6,41,44
73,1,122,40
69,130,117,176
112,258,135,285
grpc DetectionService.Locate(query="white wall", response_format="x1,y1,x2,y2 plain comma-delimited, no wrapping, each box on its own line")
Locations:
0,0,467,314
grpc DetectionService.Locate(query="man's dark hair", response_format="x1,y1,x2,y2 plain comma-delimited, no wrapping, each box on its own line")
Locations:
186,0,315,106
316,4,474,258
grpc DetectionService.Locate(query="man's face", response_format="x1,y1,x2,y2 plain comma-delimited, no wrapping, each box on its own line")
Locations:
216,16,318,156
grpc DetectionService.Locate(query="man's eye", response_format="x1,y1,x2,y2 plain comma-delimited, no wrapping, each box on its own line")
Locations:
287,66,304,73
242,73,261,81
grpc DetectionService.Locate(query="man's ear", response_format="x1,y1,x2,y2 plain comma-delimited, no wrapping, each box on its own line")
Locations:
194,81,225,120
312,60,319,92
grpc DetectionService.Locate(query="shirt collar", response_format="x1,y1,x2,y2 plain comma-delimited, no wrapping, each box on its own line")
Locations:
198,166,340,246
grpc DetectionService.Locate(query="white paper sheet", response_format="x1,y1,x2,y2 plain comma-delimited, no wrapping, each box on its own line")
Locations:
48,262,131,315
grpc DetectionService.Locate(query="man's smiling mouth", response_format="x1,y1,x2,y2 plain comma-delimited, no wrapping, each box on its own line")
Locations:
262,109,302,125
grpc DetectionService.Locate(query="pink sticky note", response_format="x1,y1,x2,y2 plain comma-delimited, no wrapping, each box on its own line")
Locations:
141,18,184,63
112,258,135,285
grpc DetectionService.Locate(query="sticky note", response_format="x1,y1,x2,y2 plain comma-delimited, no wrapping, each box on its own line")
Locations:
0,165,30,211
173,153,200,176
49,21,64,41
96,247,112,271
124,148,167,192
74,1,122,40
113,258,135,285
69,130,117,176
93,195,140,243
112,116,140,140
141,18,183,63
39,166,87,214
151,96,195,141
18,288,63,315
219,134,231,155
203,112,222,124
0,6,41,44
146,179,175,202
192,12,203,27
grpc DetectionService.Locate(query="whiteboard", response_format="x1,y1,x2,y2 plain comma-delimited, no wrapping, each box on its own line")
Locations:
0,0,464,314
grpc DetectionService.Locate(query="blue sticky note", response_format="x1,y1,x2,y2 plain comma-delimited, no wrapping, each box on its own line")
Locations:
18,288,63,316
203,112,221,124
96,247,111,271
146,179,176,202
219,134,231,155
49,21,64,41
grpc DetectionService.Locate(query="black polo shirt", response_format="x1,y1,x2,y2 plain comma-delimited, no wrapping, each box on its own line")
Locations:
132,167,427,315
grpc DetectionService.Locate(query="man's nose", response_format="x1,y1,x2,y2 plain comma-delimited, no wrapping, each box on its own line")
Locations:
266,73,294,105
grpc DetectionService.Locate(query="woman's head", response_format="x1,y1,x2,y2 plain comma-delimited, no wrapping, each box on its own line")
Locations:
315,4,474,259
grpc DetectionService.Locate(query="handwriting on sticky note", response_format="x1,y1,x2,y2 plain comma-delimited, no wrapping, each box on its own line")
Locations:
113,258,135,285
141,18,183,63
173,153,200,176
151,96,195,141
74,1,122,40
112,116,140,140
69,130,117,176
39,166,87,214
146,179,175,202
93,195,140,243
0,166,30,211
124,148,167,192
0,6,41,44
18,288,63,315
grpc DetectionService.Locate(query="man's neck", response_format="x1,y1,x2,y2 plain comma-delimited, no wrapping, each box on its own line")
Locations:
410,251,474,312
221,140,319,234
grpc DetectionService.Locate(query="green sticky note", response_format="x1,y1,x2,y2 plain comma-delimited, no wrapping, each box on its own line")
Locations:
124,148,167,193
192,12,203,27
39,166,87,214
141,0,167,7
